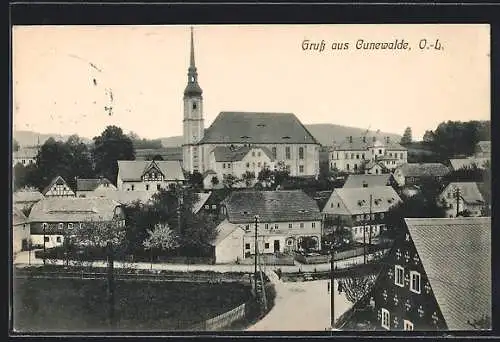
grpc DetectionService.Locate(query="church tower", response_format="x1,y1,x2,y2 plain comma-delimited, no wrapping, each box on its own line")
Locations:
182,27,204,173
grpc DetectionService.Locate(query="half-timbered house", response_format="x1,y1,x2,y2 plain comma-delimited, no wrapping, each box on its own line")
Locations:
42,176,76,198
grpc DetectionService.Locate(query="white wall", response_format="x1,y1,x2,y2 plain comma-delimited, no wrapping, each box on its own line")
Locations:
214,229,245,264
31,234,64,249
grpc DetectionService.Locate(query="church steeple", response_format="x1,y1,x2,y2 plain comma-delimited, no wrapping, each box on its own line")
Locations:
184,26,203,97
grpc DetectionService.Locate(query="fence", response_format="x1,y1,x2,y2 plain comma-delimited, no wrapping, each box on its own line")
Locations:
189,302,247,331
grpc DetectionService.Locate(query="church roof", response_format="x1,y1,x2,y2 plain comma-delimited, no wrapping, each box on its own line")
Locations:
199,112,320,145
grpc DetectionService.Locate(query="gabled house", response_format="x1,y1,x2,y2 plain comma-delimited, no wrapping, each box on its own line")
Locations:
437,182,486,218
343,174,394,189
42,176,76,198
364,161,388,175
209,220,246,264
29,197,125,248
338,217,491,331
13,146,39,168
393,163,450,187
13,207,30,254
116,160,185,193
474,141,490,158
322,186,402,242
220,190,322,257
76,177,117,197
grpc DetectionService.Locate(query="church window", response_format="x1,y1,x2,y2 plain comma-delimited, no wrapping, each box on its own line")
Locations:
191,76,195,82
192,102,197,110
146,184,149,191
346,164,350,170
345,153,348,159
272,147,277,159
222,163,226,169
356,154,359,159
157,184,161,191
131,185,135,191
252,151,255,157
258,162,261,168
257,151,261,157
299,147,304,160
299,165,304,173
285,147,291,159
351,153,354,159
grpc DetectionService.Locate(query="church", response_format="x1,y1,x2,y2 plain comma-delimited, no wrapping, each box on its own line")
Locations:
181,28,321,182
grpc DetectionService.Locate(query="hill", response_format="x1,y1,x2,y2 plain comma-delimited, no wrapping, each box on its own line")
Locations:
13,130,92,147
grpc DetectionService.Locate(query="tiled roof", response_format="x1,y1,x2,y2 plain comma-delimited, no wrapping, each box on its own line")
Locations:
13,207,27,226
223,190,322,223
134,147,183,161
76,178,114,192
42,176,73,195
29,197,121,222
328,186,402,215
333,136,407,151
212,145,275,162
442,182,484,205
343,174,392,188
405,217,491,330
397,163,450,177
117,160,185,181
311,190,333,211
210,219,244,246
199,112,320,145
13,190,44,203
192,192,211,214
87,190,153,205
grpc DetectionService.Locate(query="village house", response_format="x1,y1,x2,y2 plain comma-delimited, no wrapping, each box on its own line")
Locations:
13,207,30,254
13,189,44,211
393,163,450,187
209,221,246,264
475,140,490,159
42,176,76,198
76,177,117,197
12,146,39,168
181,29,321,177
437,182,486,218
204,145,275,189
337,217,491,331
192,192,212,215
329,136,407,174
213,190,322,263
29,197,125,249
116,160,185,193
364,161,388,175
343,174,394,189
321,186,402,242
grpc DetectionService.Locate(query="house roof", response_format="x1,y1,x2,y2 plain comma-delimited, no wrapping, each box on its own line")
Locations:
76,178,114,192
329,186,402,215
198,112,320,145
223,190,322,223
476,141,490,154
396,163,450,178
13,190,44,203
364,161,387,170
343,174,392,188
117,160,185,181
13,207,28,226
192,192,212,214
212,145,275,162
210,219,244,246
449,158,476,171
42,176,73,195
333,136,407,151
405,217,491,330
476,182,490,204
442,182,485,205
29,197,122,222
13,147,38,159
88,190,153,205
311,190,333,212
134,147,183,161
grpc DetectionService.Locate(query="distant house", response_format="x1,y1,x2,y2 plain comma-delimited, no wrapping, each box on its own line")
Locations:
13,207,30,254
42,176,76,198
207,145,276,188
29,197,125,249
343,174,394,189
76,178,117,198
329,136,407,174
220,190,322,257
437,182,486,218
13,146,39,168
116,160,185,193
13,190,44,211
338,217,491,331
474,141,490,158
209,220,246,264
202,170,222,190
364,161,388,175
321,186,402,242
393,163,450,187
200,189,231,217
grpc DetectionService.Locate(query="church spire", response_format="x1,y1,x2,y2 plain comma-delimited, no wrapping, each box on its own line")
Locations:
184,26,202,97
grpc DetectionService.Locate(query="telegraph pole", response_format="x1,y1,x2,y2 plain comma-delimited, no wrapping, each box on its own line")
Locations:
254,215,259,296
43,224,46,265
454,187,461,217
106,241,115,329
330,243,335,330
363,212,367,265
368,194,373,247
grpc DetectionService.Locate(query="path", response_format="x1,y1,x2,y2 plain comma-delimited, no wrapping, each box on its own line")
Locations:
246,270,353,331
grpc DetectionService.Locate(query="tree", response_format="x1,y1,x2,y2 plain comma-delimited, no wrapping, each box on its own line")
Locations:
257,167,273,188
241,171,256,188
186,171,203,190
400,127,412,145
92,126,135,185
210,176,219,188
13,139,20,152
299,236,318,252
13,164,30,191
180,211,219,256
339,271,378,304
271,161,290,189
222,174,238,189
142,223,179,268
422,130,434,143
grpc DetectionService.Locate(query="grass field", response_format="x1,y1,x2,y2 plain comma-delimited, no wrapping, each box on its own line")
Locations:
13,277,251,332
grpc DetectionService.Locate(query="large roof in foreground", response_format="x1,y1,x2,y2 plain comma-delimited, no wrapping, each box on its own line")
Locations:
405,217,491,330
199,112,320,145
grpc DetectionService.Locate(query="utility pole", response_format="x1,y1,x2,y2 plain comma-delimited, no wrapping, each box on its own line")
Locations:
254,215,259,297
106,241,115,329
454,187,461,217
368,194,373,248
363,211,367,265
330,242,335,330
43,224,46,265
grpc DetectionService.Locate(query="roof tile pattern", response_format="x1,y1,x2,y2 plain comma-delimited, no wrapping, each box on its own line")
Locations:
29,197,121,222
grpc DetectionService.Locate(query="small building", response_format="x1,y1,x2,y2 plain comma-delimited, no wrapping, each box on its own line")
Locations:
437,182,486,218
209,220,246,264
202,170,221,190
42,176,76,198
393,163,450,187
13,189,44,211
192,192,212,215
29,197,125,249
364,161,388,175
13,147,39,168
474,141,490,159
76,178,117,198
322,186,402,242
116,160,185,193
338,217,491,331
343,174,394,189
449,157,490,171
13,207,30,254
220,190,322,257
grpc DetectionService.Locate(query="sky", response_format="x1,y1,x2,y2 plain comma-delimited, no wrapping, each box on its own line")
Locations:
12,24,490,141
